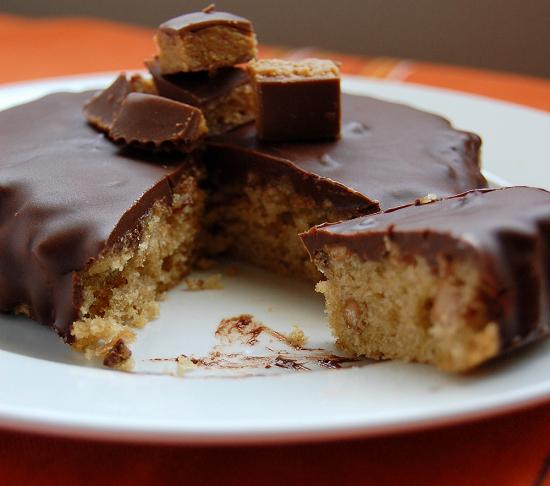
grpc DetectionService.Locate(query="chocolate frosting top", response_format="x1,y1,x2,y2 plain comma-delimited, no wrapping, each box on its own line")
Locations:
207,93,485,211
301,187,550,350
0,92,191,338
146,58,249,107
159,10,253,34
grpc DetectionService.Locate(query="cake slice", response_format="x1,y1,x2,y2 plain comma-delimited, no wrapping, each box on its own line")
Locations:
155,6,258,74
0,92,205,367
301,187,550,371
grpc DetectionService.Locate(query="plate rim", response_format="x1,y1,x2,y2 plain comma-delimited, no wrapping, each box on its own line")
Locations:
0,72,549,444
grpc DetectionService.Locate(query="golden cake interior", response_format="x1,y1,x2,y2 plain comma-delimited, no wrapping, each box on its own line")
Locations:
155,27,257,74
313,240,500,372
202,172,366,281
70,171,204,367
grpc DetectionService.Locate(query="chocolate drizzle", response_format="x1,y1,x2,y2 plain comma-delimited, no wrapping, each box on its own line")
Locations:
148,314,363,377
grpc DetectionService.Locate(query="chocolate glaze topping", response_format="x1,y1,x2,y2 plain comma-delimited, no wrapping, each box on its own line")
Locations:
110,92,206,151
0,92,192,339
301,187,550,352
159,10,253,34
206,93,485,212
146,58,249,108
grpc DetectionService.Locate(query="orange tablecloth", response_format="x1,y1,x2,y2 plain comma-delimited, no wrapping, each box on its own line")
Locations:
1,14,549,486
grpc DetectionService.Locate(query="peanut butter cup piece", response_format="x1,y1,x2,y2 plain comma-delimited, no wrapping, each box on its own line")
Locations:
110,93,207,152
247,58,341,141
155,6,258,74
83,73,155,132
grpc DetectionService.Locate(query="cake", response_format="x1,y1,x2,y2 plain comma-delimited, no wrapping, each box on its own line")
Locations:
0,7,495,370
301,187,550,371
0,88,485,365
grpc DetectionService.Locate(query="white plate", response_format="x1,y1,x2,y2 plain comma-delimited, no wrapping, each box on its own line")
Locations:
0,73,549,444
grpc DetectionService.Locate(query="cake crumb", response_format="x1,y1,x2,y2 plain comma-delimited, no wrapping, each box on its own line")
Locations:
287,325,307,348
195,257,218,270
185,274,223,291
416,194,439,205
176,355,198,376
103,339,132,368
224,265,240,276
202,3,216,13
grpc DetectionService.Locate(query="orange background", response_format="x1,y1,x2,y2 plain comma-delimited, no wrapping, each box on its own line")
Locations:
0,14,549,486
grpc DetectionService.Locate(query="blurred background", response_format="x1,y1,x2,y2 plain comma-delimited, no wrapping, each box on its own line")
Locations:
2,0,549,77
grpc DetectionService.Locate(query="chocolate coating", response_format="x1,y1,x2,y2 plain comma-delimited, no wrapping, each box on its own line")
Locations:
159,10,253,34
83,73,133,132
206,93,485,212
146,58,249,108
110,92,206,151
301,187,550,353
0,92,192,339
248,60,341,141
253,77,340,142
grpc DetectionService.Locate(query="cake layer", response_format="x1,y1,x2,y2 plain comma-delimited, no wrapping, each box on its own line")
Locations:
301,187,550,370
0,91,199,341
207,93,485,212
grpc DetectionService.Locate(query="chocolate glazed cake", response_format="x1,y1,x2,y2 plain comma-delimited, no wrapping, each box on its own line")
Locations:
0,92,205,366
0,88,485,367
204,93,485,279
301,187,550,371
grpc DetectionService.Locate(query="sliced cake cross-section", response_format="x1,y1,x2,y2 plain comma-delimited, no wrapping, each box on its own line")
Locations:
301,187,550,371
